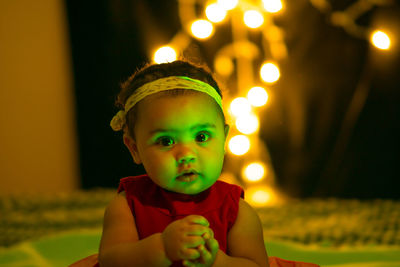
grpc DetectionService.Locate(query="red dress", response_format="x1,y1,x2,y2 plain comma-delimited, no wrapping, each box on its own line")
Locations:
118,174,243,256
70,175,319,267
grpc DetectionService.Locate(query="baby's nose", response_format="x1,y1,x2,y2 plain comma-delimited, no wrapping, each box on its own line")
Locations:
176,144,196,164
178,154,195,164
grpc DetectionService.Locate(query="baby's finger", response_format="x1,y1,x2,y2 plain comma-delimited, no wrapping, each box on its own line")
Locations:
179,247,201,260
202,232,210,240
184,215,209,226
183,235,205,248
198,244,212,264
202,228,214,240
186,224,212,237
206,237,219,254
182,260,196,267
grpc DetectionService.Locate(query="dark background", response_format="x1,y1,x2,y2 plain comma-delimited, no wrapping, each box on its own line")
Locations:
65,0,400,198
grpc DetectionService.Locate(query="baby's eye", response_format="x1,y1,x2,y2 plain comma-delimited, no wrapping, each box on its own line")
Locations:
156,136,175,147
196,132,211,142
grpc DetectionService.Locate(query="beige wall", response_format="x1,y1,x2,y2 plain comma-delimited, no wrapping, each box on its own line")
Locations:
0,0,80,194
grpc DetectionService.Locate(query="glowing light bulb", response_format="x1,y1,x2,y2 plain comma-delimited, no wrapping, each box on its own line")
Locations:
263,0,283,13
247,86,269,107
247,186,275,207
228,135,250,155
206,3,227,23
153,46,177,63
251,189,271,205
230,97,251,117
260,62,280,83
243,10,264,29
191,20,214,39
236,114,259,134
243,162,266,182
218,0,238,10
371,30,391,50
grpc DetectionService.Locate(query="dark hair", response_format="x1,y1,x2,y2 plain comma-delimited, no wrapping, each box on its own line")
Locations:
116,60,225,139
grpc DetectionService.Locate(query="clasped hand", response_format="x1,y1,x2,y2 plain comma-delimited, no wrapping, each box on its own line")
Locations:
162,215,219,266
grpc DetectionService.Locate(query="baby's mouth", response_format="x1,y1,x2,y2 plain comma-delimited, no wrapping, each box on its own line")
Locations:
176,171,199,182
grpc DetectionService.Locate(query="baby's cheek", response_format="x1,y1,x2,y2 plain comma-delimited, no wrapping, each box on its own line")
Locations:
206,163,221,175
143,153,166,173
202,153,224,177
155,155,176,174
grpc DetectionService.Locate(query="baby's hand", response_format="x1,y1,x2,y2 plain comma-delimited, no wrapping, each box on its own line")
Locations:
182,232,219,267
162,215,212,262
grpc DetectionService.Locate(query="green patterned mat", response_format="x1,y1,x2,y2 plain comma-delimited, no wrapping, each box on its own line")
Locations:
0,230,400,267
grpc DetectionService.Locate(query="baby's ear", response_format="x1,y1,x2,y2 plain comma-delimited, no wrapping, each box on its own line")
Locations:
224,124,230,138
123,134,142,164
223,124,230,153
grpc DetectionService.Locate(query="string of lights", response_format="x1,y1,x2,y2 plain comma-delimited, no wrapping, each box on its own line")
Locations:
149,0,395,206
310,0,395,48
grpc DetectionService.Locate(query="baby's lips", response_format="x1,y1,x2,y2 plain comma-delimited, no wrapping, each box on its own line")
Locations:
177,169,199,176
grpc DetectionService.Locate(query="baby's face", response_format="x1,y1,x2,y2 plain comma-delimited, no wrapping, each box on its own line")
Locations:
125,91,229,195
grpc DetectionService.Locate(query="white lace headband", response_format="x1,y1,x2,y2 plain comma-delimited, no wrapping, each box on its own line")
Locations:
110,76,223,131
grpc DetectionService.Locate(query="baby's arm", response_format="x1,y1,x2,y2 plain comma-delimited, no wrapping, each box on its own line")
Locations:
213,198,269,267
98,193,169,266
98,193,212,267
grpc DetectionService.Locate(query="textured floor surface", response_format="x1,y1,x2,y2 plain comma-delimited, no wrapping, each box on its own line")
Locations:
257,198,400,247
1,189,399,248
1,190,400,266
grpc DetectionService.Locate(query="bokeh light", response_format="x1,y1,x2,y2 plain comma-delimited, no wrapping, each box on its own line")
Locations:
243,10,264,29
246,186,276,207
247,86,269,107
242,162,266,182
206,3,227,23
191,19,214,39
217,0,238,10
228,135,250,155
153,46,177,64
262,0,283,13
230,97,252,117
260,62,280,83
371,30,391,50
236,113,259,134
214,56,234,76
